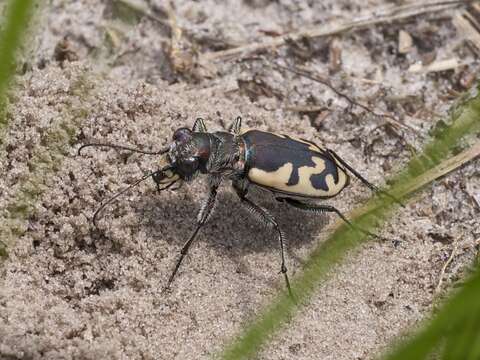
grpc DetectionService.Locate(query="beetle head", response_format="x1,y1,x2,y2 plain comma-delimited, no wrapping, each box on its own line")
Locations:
165,127,211,181
76,122,211,228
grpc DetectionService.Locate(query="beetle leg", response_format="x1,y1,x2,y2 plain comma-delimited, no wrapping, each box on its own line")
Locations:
165,180,219,290
227,116,242,135
156,179,178,193
233,180,295,301
192,117,207,132
276,197,387,242
326,149,404,208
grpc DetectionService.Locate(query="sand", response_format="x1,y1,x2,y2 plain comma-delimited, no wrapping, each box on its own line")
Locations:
1,1,479,359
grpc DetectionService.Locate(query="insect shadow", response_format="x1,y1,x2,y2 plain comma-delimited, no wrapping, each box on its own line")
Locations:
135,185,329,265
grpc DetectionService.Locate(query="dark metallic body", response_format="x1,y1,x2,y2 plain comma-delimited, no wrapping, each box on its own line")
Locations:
80,117,393,299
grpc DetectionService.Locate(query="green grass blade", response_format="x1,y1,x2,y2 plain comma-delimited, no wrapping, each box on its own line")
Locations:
0,0,37,257
219,86,480,360
0,0,35,130
466,323,480,360
384,266,480,360
442,305,480,360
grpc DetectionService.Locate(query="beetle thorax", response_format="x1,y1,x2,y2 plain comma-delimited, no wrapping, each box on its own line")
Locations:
205,132,245,177
167,129,213,180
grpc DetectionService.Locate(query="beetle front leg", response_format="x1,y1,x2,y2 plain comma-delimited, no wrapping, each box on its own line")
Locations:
233,181,295,301
165,181,219,290
192,117,207,132
227,116,242,135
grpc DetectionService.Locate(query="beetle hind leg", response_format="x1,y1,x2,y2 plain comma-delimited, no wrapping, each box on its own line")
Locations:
326,149,404,208
233,180,295,301
276,197,387,243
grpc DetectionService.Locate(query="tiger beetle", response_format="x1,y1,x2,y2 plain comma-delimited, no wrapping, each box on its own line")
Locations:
78,117,402,300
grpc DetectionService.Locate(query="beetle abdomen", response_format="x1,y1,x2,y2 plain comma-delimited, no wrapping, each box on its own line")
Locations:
242,130,349,198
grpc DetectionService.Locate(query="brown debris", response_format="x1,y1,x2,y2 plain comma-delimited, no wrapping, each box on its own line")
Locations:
453,9,480,53
274,63,419,135
166,3,198,78
329,37,343,73
53,36,79,64
408,58,460,73
237,77,283,102
398,30,414,54
201,0,471,62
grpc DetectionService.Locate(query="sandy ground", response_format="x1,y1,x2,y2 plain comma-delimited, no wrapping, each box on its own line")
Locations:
1,1,479,359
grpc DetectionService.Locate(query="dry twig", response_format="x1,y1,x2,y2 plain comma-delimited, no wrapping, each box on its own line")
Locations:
273,63,419,134
344,141,480,223
115,0,169,27
435,237,460,294
201,0,473,62
408,58,462,73
453,9,480,53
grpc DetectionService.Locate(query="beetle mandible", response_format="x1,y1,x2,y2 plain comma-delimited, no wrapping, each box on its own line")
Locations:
79,117,399,298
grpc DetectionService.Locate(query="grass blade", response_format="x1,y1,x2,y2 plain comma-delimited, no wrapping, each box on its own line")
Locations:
384,266,480,360
0,0,35,130
0,0,37,257
219,86,480,360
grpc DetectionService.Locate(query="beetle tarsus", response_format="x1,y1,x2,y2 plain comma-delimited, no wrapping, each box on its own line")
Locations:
167,225,201,287
283,271,296,303
234,181,296,301
277,197,389,242
166,184,219,288
280,264,296,303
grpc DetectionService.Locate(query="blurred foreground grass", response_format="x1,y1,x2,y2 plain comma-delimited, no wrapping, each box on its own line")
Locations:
220,87,480,359
0,0,35,132
385,264,480,359
0,1,94,258
1,1,480,359
0,0,36,258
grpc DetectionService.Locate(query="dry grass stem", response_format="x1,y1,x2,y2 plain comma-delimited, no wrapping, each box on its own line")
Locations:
343,141,480,226
201,0,473,62
435,237,460,294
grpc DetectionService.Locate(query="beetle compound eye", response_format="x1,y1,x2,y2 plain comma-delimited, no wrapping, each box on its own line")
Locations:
152,171,166,184
173,127,192,144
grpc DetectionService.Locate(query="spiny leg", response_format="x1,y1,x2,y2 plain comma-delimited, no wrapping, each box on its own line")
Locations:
228,116,242,134
233,180,295,301
156,179,178,193
192,117,207,132
326,149,404,207
276,197,385,242
165,180,219,290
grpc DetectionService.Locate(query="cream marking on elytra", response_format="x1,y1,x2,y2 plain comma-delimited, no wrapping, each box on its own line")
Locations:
248,157,347,197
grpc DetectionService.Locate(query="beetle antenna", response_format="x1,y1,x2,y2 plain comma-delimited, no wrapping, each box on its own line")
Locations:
92,166,172,229
78,143,169,156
